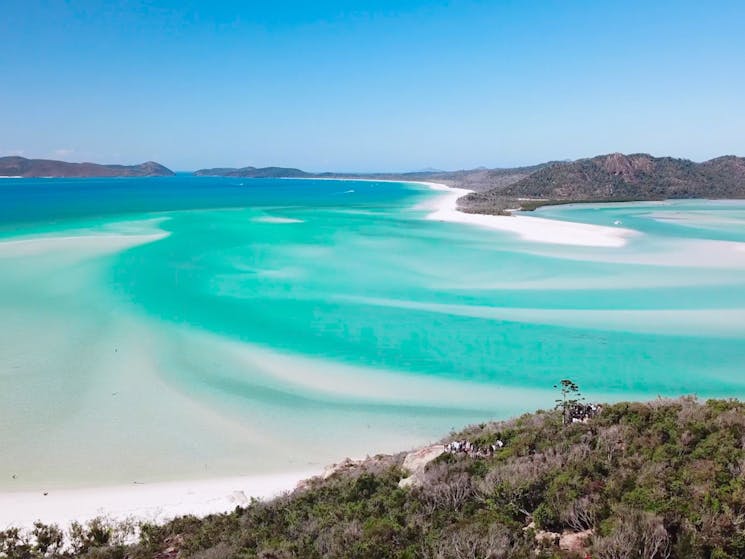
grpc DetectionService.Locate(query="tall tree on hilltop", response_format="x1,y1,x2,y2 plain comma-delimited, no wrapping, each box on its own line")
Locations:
554,379,584,425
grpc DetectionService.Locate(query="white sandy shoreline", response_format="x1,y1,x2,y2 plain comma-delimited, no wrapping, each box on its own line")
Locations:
0,470,319,530
412,180,638,248
291,177,638,247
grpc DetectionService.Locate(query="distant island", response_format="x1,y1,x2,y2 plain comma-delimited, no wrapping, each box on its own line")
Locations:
5,153,745,213
191,162,550,190
194,153,745,214
194,166,311,178
0,156,174,178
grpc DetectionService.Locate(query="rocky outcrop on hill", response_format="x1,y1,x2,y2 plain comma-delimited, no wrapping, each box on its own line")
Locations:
398,444,446,488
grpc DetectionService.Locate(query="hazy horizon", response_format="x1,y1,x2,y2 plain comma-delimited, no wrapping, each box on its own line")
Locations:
2,0,744,172
4,152,745,176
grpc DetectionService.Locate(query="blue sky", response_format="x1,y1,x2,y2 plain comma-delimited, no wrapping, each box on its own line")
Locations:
1,0,743,171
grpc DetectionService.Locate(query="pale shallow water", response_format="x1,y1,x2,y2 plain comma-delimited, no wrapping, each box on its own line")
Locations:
1,177,744,490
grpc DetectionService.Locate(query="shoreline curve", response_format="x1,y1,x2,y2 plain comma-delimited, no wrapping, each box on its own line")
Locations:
414,181,638,248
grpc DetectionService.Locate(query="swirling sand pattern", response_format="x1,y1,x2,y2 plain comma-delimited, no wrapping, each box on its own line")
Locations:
0,177,744,489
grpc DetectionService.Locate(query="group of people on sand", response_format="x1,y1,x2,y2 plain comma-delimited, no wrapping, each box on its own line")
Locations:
569,403,603,424
445,438,505,457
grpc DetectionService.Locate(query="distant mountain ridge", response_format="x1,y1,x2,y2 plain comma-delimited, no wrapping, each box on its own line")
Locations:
507,153,745,199
193,166,311,178
459,153,745,213
6,154,745,214
0,156,174,178
191,163,551,192
192,154,745,214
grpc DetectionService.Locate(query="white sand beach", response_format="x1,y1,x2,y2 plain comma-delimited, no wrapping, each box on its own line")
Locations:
418,181,638,248
296,177,637,247
0,471,317,530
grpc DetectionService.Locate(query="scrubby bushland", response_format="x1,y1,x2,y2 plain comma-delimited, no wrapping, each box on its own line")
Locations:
4,397,745,558
459,153,745,214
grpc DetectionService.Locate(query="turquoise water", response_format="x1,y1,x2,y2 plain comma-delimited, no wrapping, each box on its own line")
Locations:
1,177,744,489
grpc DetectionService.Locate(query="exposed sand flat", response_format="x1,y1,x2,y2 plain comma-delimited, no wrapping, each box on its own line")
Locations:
0,317,546,529
0,233,168,258
0,218,171,258
336,295,745,339
195,329,556,410
526,237,745,269
252,216,304,224
419,182,638,247
0,471,316,530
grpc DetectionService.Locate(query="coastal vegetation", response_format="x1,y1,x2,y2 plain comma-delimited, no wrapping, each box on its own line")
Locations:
458,153,745,214
4,394,745,558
